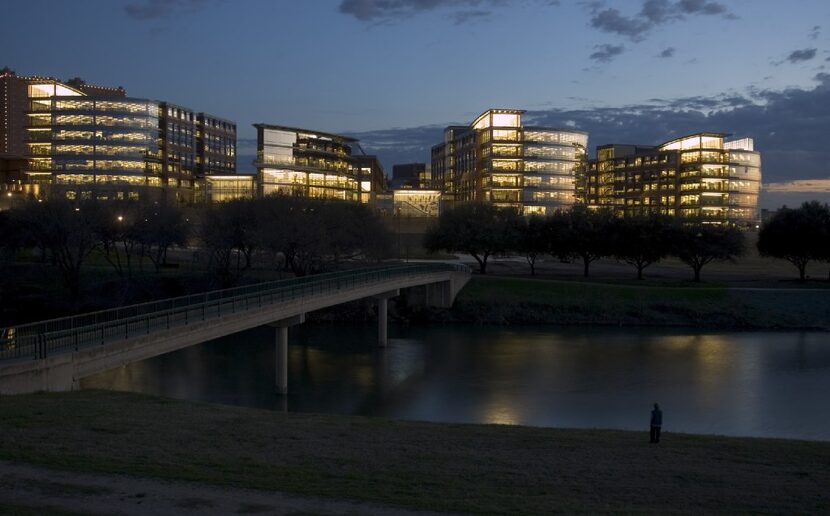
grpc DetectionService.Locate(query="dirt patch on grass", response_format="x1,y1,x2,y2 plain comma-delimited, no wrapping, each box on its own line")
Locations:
0,460,436,516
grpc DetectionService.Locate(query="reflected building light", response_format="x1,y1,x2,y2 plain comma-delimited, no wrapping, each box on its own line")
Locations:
481,395,523,426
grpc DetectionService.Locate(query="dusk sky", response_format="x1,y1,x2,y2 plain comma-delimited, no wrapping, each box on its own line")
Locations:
4,0,830,207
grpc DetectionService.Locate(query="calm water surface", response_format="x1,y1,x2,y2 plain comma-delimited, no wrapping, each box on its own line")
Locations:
83,325,830,440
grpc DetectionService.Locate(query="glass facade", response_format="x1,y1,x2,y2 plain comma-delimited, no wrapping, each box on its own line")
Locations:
195,174,254,203
391,163,432,189
27,92,164,201
197,113,236,176
19,78,237,203
392,189,441,218
583,134,761,226
431,109,587,215
255,124,384,204
159,102,195,193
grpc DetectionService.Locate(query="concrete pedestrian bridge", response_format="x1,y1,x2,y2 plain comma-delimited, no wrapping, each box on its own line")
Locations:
0,263,470,395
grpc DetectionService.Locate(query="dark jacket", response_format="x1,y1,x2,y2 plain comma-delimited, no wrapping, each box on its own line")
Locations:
651,408,663,426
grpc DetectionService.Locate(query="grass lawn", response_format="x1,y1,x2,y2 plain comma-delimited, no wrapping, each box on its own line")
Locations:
445,276,830,329
0,390,828,514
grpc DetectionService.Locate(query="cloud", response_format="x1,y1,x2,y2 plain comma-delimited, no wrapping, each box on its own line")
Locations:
786,48,818,64
452,10,491,24
764,179,830,208
125,0,208,20
657,47,675,58
589,44,625,62
352,74,830,190
348,125,446,170
677,0,727,16
524,75,830,186
587,0,735,41
808,25,820,40
589,7,651,41
765,179,830,193
338,0,558,24
640,0,672,23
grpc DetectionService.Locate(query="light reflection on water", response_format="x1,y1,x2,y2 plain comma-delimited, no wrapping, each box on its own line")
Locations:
82,325,830,440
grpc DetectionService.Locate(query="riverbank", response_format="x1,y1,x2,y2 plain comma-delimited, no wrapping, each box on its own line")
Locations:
389,275,830,329
1,390,828,514
5,252,829,329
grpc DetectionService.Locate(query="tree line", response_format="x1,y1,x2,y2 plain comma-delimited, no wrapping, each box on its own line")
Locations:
0,196,392,296
425,201,830,282
199,196,390,286
2,196,827,300
757,201,830,280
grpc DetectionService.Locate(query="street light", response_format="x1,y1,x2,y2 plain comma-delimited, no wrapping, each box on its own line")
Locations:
117,215,124,222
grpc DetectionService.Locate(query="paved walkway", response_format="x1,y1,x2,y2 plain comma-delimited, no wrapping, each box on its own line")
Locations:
0,460,443,515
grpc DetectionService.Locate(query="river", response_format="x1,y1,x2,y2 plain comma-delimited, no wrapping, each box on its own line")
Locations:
82,325,830,441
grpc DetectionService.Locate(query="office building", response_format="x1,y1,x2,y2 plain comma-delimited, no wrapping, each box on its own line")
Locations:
0,152,28,200
254,123,386,203
65,77,127,98
583,133,761,226
1,70,237,203
353,154,388,204
392,189,441,217
197,113,236,176
194,174,255,203
431,108,588,215
392,162,432,189
29,94,167,201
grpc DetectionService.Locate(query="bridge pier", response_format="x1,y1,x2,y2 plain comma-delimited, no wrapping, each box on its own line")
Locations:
271,313,305,395
372,290,399,347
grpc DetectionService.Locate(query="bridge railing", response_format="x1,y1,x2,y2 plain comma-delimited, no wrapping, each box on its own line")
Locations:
0,263,468,363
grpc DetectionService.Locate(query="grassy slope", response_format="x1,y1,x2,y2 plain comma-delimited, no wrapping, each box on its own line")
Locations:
438,276,830,329
1,391,828,514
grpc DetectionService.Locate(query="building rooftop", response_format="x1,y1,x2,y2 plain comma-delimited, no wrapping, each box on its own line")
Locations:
524,125,589,135
657,132,730,150
254,123,358,143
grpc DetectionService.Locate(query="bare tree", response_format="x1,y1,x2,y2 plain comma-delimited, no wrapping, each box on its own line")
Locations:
199,200,261,286
256,196,391,276
137,202,190,271
14,199,102,296
95,201,143,280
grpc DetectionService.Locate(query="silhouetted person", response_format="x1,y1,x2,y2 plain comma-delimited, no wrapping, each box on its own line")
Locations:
650,403,662,443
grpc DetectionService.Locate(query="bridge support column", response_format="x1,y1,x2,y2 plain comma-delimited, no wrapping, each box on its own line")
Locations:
371,290,399,348
271,313,305,395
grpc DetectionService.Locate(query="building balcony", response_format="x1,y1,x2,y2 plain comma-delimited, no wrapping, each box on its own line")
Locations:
27,163,53,172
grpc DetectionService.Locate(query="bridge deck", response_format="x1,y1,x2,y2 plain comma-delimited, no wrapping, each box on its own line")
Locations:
1,263,469,365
